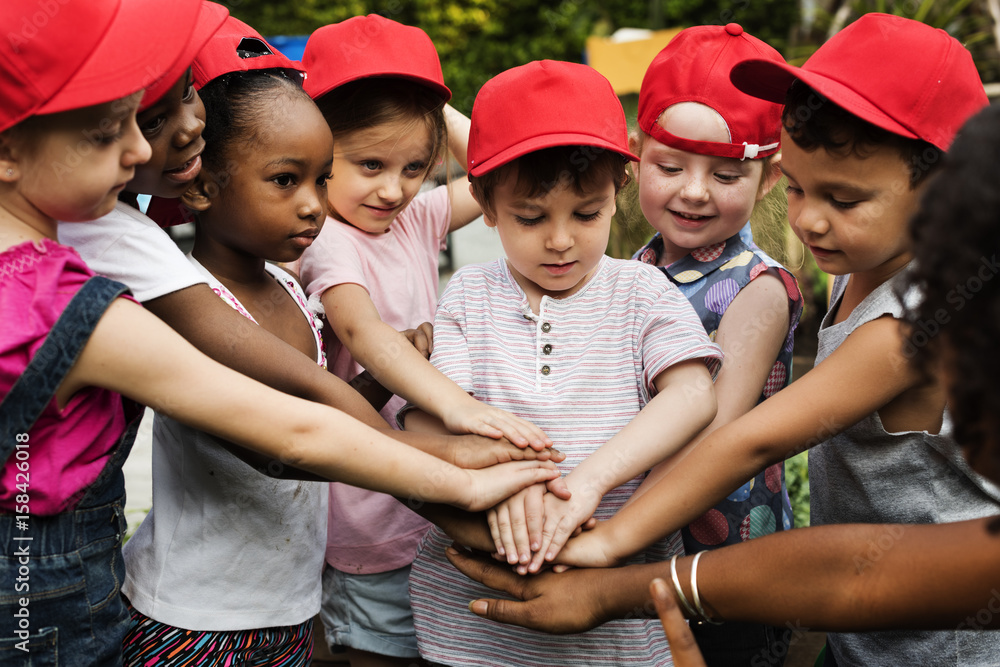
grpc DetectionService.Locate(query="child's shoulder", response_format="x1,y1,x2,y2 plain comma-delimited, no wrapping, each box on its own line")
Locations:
605,256,675,295
447,258,507,289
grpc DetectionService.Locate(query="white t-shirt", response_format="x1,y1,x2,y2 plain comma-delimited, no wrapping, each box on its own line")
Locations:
58,201,205,302
122,260,328,631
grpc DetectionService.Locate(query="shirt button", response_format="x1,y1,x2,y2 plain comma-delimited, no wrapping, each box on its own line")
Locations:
541,322,551,333
542,344,552,355
540,365,551,375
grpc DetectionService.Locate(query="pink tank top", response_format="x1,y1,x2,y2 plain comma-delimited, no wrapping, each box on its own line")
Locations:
0,239,131,515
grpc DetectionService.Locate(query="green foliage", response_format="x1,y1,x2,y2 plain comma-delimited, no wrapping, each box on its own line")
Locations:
226,1,799,115
804,1,998,81
785,450,811,528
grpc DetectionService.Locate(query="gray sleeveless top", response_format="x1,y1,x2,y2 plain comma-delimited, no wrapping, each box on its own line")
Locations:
812,269,1000,666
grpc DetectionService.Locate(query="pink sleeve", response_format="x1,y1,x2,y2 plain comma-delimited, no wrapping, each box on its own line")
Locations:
396,184,452,252
298,220,369,313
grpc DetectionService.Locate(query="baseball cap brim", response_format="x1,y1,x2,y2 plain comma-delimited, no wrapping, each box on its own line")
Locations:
38,0,203,115
469,132,639,177
141,1,229,110
306,71,451,104
731,58,920,141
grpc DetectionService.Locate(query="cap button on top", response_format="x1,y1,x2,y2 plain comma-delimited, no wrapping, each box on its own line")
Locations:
725,23,743,36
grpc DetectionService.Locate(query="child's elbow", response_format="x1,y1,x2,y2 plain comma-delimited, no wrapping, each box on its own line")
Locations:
698,386,719,429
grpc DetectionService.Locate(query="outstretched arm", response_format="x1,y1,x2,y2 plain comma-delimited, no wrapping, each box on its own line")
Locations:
557,316,924,567
65,298,561,511
626,274,789,502
448,516,1000,633
322,284,551,448
146,283,388,429
510,359,716,572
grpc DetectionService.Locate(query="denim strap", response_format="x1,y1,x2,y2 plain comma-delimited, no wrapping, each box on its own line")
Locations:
0,276,130,466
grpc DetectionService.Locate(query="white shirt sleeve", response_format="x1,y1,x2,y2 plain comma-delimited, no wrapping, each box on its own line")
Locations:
58,202,206,303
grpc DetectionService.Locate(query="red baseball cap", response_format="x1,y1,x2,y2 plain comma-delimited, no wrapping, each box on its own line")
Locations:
638,24,784,161
191,12,305,89
146,12,307,229
140,0,229,110
467,60,638,177
730,13,988,151
32,0,205,117
302,15,450,102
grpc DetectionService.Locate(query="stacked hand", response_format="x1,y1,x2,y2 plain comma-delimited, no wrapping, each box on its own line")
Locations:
487,481,601,574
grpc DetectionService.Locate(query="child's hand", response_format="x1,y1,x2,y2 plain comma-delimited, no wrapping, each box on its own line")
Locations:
449,435,566,469
651,578,707,667
442,400,552,451
402,322,434,358
457,461,561,512
526,489,602,573
549,521,624,570
487,483,546,566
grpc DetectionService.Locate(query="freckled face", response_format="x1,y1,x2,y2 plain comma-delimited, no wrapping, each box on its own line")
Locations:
636,103,763,265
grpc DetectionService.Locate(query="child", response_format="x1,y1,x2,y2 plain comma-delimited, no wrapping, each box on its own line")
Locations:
447,102,1000,661
406,60,724,667
297,16,549,665
119,22,327,665
628,24,802,664
0,2,562,660
542,13,1000,666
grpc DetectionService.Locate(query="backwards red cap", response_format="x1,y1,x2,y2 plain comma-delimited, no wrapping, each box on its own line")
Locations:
140,1,229,110
468,60,638,177
638,24,784,161
191,12,305,89
2,0,204,132
730,13,988,151
302,15,450,102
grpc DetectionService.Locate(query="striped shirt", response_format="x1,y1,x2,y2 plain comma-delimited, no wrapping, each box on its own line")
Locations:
409,255,722,666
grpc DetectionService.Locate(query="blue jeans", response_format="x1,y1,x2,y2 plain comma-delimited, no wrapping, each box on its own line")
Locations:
0,277,137,666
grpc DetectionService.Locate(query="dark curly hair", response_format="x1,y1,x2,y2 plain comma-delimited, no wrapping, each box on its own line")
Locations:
470,146,630,220
782,80,943,188
904,103,1000,470
198,69,312,175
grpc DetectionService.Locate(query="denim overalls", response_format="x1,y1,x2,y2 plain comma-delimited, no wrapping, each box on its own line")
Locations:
0,277,138,666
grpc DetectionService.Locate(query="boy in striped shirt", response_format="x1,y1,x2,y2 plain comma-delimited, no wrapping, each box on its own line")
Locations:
405,60,724,667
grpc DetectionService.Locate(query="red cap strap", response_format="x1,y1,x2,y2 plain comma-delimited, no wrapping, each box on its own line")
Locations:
646,122,779,161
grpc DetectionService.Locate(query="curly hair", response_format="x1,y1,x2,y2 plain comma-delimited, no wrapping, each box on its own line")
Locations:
782,80,943,188
904,103,1000,469
469,146,630,221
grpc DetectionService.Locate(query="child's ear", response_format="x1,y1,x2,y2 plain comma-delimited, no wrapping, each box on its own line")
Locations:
756,154,783,201
628,134,641,180
181,173,216,212
0,130,23,183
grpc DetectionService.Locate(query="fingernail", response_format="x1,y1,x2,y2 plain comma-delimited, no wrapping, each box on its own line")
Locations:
519,553,529,564
497,547,505,556
446,547,458,556
531,542,539,551
470,600,487,615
